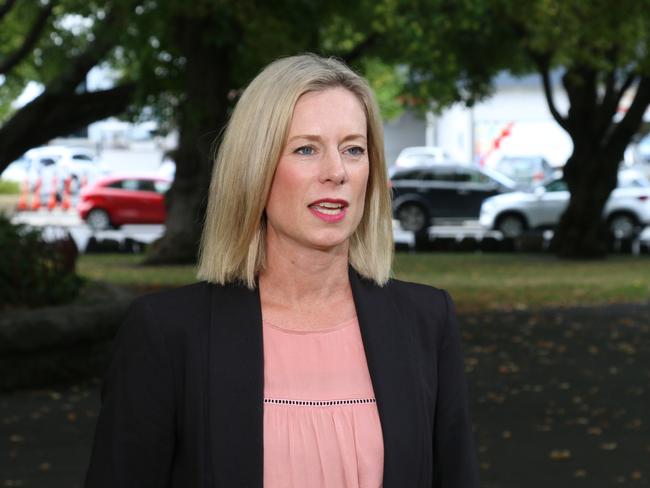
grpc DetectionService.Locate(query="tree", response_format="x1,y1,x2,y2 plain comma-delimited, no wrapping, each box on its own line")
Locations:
384,0,650,258
0,1,136,168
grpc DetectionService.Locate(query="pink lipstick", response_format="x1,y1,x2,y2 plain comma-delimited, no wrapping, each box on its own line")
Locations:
308,198,348,223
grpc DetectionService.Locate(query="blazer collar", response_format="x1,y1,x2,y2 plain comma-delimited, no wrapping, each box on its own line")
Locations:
207,269,423,487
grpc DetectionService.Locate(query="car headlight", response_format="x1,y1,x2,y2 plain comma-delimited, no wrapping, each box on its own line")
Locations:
481,200,495,212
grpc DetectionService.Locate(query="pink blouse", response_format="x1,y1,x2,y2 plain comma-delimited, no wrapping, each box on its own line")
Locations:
262,316,384,487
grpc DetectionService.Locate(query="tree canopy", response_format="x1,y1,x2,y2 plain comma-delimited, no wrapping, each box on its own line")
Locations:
382,0,650,256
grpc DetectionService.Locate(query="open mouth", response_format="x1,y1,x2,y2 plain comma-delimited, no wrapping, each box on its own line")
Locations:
309,201,345,214
308,199,349,221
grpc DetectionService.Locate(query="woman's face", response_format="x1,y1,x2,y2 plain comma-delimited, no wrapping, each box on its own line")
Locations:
265,87,370,254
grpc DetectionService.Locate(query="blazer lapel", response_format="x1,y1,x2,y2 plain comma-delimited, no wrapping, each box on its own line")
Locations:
208,282,264,487
349,267,424,487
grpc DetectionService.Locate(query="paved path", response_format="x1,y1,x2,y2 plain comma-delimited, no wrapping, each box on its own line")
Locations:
2,301,649,487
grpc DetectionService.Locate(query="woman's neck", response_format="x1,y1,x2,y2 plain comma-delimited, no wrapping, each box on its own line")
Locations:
258,231,356,329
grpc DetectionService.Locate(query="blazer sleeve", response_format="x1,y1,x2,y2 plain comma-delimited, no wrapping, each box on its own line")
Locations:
84,297,176,488
433,289,480,487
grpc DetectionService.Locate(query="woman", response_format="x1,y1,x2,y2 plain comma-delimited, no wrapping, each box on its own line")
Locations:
85,54,479,488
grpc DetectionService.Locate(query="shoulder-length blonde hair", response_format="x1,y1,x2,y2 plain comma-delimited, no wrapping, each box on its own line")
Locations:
196,53,393,288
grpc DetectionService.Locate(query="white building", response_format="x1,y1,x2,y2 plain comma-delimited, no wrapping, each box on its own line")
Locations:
384,71,574,169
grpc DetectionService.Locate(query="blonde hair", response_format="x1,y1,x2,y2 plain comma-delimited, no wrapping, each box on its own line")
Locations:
196,53,393,288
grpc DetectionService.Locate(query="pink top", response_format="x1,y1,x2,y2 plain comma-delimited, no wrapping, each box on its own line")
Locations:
262,316,385,487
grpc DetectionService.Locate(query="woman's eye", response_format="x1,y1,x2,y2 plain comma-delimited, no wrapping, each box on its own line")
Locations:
346,146,366,157
295,146,315,156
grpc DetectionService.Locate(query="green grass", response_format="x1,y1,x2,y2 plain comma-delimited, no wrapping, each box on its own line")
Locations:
77,254,197,290
394,252,650,312
0,179,20,194
77,252,650,312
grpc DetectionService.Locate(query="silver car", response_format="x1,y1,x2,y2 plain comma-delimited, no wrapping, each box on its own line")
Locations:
479,169,650,239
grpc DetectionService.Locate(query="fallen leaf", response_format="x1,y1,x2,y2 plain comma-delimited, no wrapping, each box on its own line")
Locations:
549,449,572,460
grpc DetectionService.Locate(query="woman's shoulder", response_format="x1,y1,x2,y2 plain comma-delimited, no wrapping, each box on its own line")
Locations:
382,278,456,343
123,281,217,339
383,277,451,310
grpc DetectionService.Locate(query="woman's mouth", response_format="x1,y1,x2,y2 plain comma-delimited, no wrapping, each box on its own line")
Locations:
308,199,348,222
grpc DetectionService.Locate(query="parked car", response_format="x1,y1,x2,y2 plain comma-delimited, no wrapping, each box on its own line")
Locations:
25,146,108,187
1,146,108,201
394,146,450,168
479,169,650,239
492,155,559,189
77,175,172,230
390,163,518,232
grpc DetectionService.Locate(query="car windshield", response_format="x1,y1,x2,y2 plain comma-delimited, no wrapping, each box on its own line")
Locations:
480,167,517,189
545,179,568,192
72,154,94,161
496,158,537,175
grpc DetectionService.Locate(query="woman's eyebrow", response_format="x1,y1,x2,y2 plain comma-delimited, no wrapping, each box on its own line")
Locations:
287,134,367,143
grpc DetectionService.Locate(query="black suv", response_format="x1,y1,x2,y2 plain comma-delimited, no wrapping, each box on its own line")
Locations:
390,163,517,232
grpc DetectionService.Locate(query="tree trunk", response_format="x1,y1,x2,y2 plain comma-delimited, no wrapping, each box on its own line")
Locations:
542,68,650,259
144,14,234,264
548,147,619,258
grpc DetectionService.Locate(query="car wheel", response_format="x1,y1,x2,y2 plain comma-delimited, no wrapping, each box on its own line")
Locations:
608,213,638,239
397,204,429,232
86,208,111,231
497,214,526,238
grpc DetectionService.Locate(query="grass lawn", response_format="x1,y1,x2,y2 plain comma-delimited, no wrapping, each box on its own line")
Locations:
77,252,650,313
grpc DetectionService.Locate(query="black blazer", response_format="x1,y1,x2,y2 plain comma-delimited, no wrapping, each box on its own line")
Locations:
85,267,479,487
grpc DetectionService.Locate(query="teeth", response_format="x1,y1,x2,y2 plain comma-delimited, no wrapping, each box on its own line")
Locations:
315,207,342,215
317,202,343,209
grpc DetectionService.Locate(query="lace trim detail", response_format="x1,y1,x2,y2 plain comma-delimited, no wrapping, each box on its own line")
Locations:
264,397,376,407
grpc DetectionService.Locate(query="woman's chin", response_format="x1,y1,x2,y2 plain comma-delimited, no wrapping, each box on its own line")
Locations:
302,231,353,253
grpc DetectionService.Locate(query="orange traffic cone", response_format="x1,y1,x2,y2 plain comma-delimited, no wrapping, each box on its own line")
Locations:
61,176,72,211
17,178,29,211
30,177,42,211
47,174,58,211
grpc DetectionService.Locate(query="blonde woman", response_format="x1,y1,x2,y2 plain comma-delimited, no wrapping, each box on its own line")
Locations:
85,54,479,488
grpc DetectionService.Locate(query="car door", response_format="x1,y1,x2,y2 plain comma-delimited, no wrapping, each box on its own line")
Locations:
454,168,502,218
421,167,464,218
136,179,167,223
532,179,570,226
107,179,146,223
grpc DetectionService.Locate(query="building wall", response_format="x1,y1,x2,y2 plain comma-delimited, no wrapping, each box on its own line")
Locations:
433,81,574,168
383,111,427,166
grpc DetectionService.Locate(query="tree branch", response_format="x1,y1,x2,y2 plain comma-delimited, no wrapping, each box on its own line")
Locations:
532,54,570,132
596,71,636,139
0,84,135,168
0,0,16,22
0,1,55,75
45,6,126,93
605,76,650,156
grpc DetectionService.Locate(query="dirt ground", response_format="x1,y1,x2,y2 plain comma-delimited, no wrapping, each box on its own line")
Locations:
2,300,649,487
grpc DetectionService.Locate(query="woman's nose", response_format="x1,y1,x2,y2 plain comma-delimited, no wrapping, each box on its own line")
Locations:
320,149,347,185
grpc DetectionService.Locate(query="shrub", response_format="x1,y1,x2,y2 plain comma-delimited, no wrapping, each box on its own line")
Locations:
0,215,82,310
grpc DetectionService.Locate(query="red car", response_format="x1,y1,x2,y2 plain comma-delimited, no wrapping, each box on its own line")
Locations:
77,175,171,230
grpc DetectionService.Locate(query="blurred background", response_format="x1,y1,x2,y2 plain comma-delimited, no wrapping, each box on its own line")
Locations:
1,0,649,487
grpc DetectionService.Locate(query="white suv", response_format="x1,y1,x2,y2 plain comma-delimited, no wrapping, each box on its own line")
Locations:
394,146,450,168
480,169,650,239
25,146,107,183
